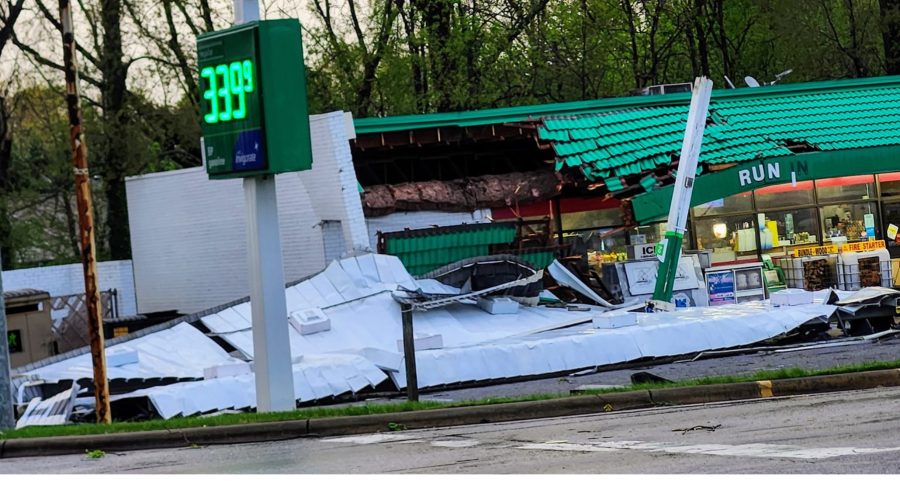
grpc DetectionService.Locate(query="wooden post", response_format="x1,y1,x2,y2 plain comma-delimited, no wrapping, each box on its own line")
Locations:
401,305,418,402
59,0,111,424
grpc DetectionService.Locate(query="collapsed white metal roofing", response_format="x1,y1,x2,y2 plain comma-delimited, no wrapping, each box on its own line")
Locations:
116,353,388,419
16,253,840,422
197,255,593,358
20,322,242,383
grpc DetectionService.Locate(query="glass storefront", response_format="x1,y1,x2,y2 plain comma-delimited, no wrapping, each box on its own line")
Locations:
689,174,899,262
820,202,879,242
533,173,900,273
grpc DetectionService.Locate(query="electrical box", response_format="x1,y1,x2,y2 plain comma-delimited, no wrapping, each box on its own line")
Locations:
197,19,313,179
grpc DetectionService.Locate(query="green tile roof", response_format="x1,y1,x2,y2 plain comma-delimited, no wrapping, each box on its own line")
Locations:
539,77,900,184
382,223,518,275
353,76,900,190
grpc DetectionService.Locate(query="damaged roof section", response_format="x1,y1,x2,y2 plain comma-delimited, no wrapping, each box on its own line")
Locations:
540,77,900,188
362,170,560,216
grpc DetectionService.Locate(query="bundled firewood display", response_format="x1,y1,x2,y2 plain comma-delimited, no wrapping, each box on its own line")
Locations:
802,259,832,291
858,257,883,287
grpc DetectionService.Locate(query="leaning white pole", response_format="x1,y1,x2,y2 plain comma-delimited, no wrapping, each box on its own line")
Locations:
235,0,295,413
651,77,713,308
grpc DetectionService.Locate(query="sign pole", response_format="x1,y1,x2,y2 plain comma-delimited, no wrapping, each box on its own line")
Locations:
59,0,112,423
652,77,713,308
0,256,14,431
233,0,295,413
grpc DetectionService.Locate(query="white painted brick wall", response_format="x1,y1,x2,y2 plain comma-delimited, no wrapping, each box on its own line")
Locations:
127,167,325,315
1,260,137,316
322,221,347,263
125,112,363,315
301,111,370,251
366,210,492,250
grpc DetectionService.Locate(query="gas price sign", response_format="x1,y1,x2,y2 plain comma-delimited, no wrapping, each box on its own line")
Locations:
197,19,312,179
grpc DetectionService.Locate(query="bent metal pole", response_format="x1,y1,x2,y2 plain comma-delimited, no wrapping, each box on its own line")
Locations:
59,0,112,423
652,77,713,306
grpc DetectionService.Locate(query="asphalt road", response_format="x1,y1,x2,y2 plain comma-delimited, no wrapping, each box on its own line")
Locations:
5,386,900,474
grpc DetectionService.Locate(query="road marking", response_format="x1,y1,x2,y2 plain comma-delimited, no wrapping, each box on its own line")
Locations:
431,439,481,448
322,434,480,448
517,440,900,459
322,433,418,444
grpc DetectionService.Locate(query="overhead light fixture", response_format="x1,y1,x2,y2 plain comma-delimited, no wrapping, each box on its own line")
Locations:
713,223,728,239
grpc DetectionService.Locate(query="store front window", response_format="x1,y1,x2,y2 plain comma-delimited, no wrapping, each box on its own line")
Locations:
816,175,876,203
692,193,753,217
564,228,628,267
820,202,879,242
758,208,819,251
694,214,757,264
882,202,900,249
754,181,815,210
560,208,621,231
880,172,900,198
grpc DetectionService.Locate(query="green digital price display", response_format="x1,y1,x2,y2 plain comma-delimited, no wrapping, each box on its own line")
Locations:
201,60,254,124
197,19,313,179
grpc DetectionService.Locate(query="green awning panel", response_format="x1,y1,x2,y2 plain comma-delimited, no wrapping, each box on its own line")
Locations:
538,76,900,188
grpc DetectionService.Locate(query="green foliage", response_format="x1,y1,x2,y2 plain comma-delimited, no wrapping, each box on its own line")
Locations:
5,0,900,265
86,449,106,459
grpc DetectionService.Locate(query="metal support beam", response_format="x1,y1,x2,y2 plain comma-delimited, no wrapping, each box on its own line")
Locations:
652,77,713,306
244,176,295,413
234,0,294,413
401,305,418,402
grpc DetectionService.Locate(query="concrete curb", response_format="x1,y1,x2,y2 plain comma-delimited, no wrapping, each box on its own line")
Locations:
2,369,899,459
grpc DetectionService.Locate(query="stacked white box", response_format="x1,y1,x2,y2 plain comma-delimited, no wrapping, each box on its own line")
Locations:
203,362,253,380
289,307,332,335
476,297,520,315
592,312,638,329
770,288,814,306
106,350,139,367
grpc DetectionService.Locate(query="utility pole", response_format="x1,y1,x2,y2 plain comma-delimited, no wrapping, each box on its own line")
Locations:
0,255,14,431
651,77,713,309
59,0,111,423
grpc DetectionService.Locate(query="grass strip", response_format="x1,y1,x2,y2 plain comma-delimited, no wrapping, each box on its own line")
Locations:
4,358,900,441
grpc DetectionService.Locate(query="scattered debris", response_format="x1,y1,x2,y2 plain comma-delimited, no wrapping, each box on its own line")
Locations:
388,423,407,431
631,372,675,385
672,424,722,435
570,385,626,393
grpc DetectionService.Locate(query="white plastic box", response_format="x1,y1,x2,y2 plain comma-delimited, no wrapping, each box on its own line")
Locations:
106,349,139,367
203,362,253,380
289,307,331,335
476,297,520,315
396,333,443,352
770,288,814,306
592,312,638,329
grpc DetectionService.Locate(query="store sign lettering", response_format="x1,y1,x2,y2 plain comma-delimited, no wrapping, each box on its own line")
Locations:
792,240,886,257
739,163,781,187
634,243,657,260
793,245,838,257
841,240,885,253
737,160,810,188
